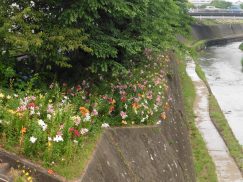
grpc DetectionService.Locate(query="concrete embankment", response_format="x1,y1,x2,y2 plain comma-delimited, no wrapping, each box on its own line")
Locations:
81,57,196,182
191,23,243,46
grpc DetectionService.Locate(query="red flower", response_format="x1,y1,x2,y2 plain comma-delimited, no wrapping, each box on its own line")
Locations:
76,85,81,91
121,96,126,102
74,129,80,137
69,128,80,137
27,102,36,109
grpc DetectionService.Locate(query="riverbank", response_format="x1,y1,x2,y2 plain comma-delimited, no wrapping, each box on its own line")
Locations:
185,22,243,181
195,50,243,174
186,58,243,181
178,56,217,182
189,22,243,176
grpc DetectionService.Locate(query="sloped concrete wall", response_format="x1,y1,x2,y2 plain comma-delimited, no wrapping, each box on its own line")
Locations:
80,58,196,182
191,24,243,41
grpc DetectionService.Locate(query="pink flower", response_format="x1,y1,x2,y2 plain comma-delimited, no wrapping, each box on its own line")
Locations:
17,105,27,112
47,104,54,114
156,95,161,104
120,111,128,119
92,109,98,116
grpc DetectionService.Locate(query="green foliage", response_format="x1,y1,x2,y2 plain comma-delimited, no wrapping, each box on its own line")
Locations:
241,3,243,9
210,0,232,9
239,42,243,51
0,0,191,85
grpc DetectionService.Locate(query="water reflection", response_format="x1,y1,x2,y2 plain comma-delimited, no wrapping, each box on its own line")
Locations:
199,42,243,145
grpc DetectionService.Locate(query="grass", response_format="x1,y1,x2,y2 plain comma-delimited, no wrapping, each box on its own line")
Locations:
196,19,243,26
240,43,243,51
178,58,217,182
195,61,243,173
52,131,101,179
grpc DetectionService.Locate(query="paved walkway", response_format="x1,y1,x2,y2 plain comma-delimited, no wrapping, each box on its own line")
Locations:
186,59,243,182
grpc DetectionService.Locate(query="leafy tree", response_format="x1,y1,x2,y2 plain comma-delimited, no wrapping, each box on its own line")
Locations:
0,0,191,85
240,3,243,9
210,0,232,9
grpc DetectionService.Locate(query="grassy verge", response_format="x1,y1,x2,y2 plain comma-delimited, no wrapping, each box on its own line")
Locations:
195,62,243,173
196,19,243,25
178,58,217,182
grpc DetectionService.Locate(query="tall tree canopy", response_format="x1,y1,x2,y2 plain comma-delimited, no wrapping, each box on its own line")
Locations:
0,0,191,84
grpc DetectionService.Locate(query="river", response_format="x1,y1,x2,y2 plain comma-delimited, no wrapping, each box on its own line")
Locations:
199,41,243,145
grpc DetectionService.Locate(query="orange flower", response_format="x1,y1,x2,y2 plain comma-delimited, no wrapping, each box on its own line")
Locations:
21,127,27,134
79,107,89,116
132,102,140,109
47,169,54,175
160,112,167,120
109,106,115,114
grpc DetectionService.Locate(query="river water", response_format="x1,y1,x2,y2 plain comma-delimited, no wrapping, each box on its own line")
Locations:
199,41,243,145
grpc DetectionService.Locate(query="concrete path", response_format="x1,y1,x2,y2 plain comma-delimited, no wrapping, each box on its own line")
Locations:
186,59,243,182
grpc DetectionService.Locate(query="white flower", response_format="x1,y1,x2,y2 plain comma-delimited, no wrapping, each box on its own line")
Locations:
0,120,2,124
23,14,29,19
48,137,52,141
47,114,52,120
101,123,110,128
72,116,81,126
31,29,35,34
38,119,47,131
73,140,78,144
53,135,63,142
10,3,19,9
156,120,162,125
30,1,35,7
30,136,37,143
80,128,89,135
36,112,40,116
6,95,11,99
30,109,35,116
84,113,91,122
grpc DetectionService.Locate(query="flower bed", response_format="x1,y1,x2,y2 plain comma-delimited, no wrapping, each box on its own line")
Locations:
0,54,170,178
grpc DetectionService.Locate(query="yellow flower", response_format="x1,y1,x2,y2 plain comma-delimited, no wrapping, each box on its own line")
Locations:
6,95,12,99
122,120,127,125
0,93,4,98
8,109,16,114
